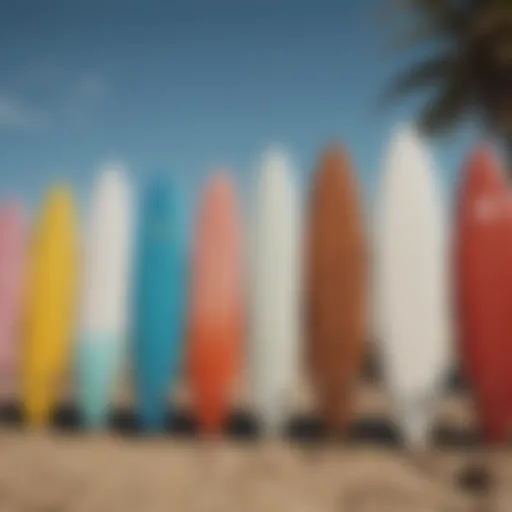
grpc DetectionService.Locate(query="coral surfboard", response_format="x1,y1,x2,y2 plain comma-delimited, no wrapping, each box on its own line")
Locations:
456,145,512,444
250,147,301,434
0,202,25,399
306,146,366,435
23,186,78,428
188,173,243,435
134,176,187,431
77,165,133,429
375,125,450,447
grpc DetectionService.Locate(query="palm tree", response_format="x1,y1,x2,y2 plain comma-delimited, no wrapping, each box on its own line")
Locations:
381,0,512,169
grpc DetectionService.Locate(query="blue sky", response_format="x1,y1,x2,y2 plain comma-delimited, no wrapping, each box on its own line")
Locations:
0,0,480,218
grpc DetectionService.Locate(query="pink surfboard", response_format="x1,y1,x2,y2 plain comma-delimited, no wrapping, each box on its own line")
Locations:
0,202,25,399
187,172,244,436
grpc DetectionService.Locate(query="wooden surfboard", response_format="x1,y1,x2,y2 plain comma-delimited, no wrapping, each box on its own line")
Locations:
306,146,366,435
0,202,25,400
134,176,187,432
250,147,301,435
375,125,451,447
187,172,243,436
77,165,133,429
23,185,78,428
456,144,512,444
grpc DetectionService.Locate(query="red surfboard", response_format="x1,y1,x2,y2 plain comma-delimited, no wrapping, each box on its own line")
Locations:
187,172,243,436
456,144,512,444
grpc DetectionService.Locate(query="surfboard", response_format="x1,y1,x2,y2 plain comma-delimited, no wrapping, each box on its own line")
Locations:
133,176,187,432
0,202,25,400
77,165,133,429
375,124,450,447
23,185,78,428
250,147,301,434
456,144,512,444
187,172,243,436
306,146,366,435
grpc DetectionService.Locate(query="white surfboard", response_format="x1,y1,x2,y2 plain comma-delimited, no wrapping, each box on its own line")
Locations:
374,124,451,447
76,163,134,429
250,146,302,434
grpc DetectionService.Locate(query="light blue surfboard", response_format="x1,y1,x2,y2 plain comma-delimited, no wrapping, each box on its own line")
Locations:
134,176,187,432
77,164,133,429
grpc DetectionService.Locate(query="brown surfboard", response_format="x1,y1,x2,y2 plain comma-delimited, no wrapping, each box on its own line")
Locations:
306,146,366,436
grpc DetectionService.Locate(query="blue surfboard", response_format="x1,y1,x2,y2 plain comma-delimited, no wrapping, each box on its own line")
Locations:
133,176,187,432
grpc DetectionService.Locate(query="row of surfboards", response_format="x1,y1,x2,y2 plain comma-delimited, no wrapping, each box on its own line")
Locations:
0,123,509,446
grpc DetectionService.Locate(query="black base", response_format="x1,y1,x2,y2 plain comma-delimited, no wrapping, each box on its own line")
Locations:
0,401,485,449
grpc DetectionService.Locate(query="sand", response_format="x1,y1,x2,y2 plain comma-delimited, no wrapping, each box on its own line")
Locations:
0,428,511,512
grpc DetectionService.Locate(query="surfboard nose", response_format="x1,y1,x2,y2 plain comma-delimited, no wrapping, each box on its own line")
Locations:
41,185,76,228
205,171,236,206
98,164,125,186
312,146,353,198
261,145,289,173
144,177,174,216
462,144,506,193
318,145,348,171
0,202,23,225
0,203,24,262
200,172,240,240
46,184,73,204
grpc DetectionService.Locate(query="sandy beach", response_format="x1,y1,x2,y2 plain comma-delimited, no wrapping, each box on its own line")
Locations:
0,427,510,512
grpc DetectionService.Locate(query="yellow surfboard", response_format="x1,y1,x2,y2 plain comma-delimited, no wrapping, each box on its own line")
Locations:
23,185,78,428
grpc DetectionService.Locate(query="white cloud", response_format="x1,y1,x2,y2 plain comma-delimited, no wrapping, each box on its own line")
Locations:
0,95,49,130
0,71,108,131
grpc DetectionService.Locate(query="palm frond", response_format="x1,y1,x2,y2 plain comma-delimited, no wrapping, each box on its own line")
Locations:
417,75,476,135
468,6,512,39
379,0,512,153
494,41,512,65
378,56,454,106
387,22,446,52
377,0,458,22
387,11,468,52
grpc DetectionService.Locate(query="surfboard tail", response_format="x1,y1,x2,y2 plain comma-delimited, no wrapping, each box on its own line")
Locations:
395,394,436,448
138,404,167,432
480,414,510,445
195,393,229,437
0,325,16,397
259,415,285,438
134,331,183,432
23,374,54,428
136,370,175,432
477,395,510,444
318,386,351,436
189,349,233,436
76,335,120,430
254,380,290,435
